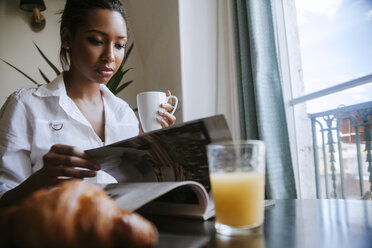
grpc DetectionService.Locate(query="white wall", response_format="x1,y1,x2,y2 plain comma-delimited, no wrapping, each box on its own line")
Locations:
0,0,64,105
126,0,222,123
178,0,218,121
124,0,182,120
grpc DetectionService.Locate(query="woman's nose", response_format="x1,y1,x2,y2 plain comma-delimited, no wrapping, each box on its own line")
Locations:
100,44,115,62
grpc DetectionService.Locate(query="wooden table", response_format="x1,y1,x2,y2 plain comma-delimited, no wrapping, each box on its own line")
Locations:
146,199,372,248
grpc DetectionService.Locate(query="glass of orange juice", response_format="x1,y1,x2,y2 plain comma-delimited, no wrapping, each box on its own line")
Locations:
207,140,265,236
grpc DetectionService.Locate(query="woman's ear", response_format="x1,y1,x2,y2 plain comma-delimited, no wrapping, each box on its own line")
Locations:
61,27,72,50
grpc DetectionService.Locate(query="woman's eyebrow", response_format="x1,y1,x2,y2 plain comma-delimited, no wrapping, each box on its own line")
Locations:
86,29,127,39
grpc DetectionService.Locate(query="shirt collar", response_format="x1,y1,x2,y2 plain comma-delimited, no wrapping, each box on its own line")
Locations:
33,73,124,106
33,73,67,98
100,83,129,121
33,73,129,122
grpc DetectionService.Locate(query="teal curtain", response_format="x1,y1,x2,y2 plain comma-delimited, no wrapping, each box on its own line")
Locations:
233,0,297,199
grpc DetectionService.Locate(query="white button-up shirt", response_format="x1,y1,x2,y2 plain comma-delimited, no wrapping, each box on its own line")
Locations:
0,74,139,197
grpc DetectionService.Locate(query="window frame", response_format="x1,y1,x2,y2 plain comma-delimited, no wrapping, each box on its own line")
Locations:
271,0,316,198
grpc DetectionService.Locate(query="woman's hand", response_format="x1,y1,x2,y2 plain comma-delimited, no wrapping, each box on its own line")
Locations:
157,90,177,128
0,144,100,209
40,144,100,186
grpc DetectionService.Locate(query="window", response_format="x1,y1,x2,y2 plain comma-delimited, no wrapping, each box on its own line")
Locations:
273,0,372,199
295,0,372,113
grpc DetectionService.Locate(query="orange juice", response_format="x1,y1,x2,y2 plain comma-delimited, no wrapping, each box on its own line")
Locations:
210,172,265,227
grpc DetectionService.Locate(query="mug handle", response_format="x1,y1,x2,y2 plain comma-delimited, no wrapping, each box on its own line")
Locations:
167,95,178,115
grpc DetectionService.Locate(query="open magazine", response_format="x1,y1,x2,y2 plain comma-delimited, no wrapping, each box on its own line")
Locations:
86,115,231,220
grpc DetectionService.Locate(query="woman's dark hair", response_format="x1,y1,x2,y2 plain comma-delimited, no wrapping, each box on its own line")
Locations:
59,0,127,70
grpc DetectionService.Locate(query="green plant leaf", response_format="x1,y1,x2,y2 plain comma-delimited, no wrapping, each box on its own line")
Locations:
33,42,61,76
108,68,133,92
106,71,120,90
123,43,134,65
106,76,114,89
1,58,39,85
38,68,50,83
115,80,133,95
109,70,125,92
122,68,133,76
106,67,123,90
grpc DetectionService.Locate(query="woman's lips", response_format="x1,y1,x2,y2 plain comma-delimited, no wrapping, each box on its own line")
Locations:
96,68,114,77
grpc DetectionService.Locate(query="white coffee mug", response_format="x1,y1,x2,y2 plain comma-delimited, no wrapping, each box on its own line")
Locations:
137,91,178,132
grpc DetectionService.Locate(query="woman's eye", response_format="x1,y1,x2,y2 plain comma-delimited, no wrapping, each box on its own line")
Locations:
115,43,125,49
88,38,103,45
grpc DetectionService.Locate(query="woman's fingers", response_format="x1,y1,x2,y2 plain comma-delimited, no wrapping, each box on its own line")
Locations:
43,153,100,171
50,144,88,159
33,166,96,189
160,103,174,113
156,116,169,127
43,144,100,171
156,90,176,127
158,109,176,122
157,110,176,127
166,90,173,105
27,144,99,191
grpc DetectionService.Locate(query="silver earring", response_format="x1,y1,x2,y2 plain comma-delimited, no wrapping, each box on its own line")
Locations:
65,46,70,52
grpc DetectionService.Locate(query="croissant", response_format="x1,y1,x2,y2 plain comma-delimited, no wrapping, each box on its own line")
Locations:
0,180,158,248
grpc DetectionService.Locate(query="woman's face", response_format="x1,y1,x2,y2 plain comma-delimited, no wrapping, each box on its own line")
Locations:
66,9,127,84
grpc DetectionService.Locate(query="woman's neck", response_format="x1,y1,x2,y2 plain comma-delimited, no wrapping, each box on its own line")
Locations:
63,70,102,102
63,70,106,142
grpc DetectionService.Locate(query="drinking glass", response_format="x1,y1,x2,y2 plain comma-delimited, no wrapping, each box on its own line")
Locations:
207,140,265,236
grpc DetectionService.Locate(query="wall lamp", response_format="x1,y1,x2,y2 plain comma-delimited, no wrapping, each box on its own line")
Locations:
20,0,46,32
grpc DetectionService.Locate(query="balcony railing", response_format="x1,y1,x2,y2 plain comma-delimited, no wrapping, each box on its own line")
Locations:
308,101,372,199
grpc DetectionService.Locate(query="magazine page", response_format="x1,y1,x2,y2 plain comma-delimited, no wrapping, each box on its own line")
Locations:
137,183,213,220
98,181,210,218
86,115,232,193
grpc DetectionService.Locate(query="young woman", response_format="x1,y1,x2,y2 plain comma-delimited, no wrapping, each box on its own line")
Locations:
0,0,176,208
